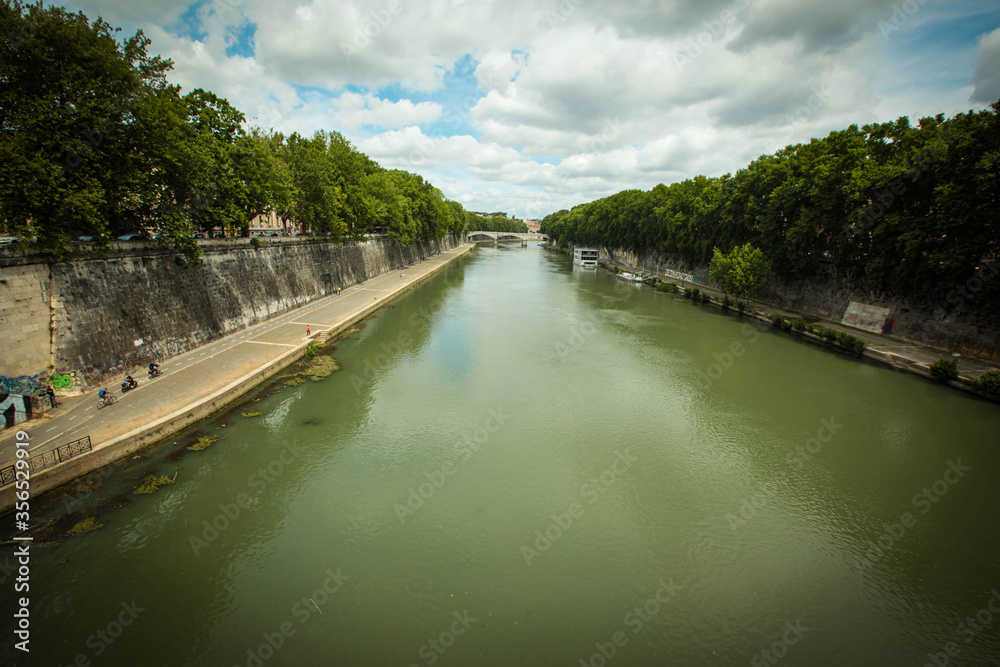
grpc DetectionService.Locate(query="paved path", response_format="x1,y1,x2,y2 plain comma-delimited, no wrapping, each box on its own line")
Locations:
605,258,999,380
1,244,473,468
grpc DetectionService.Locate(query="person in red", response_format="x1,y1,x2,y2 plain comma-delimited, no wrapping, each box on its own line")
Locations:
306,324,311,336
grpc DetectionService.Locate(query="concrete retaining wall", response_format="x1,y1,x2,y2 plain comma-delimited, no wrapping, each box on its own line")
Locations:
0,263,52,377
0,235,458,384
598,244,1000,360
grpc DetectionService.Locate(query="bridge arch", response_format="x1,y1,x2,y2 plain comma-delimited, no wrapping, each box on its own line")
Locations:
466,231,549,243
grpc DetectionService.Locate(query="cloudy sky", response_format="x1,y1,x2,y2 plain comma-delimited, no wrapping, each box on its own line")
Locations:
59,0,1000,219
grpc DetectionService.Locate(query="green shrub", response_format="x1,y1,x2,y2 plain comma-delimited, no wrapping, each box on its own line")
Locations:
770,316,791,331
790,319,807,331
975,370,1000,396
721,295,732,310
736,301,746,315
687,287,700,301
250,237,262,249
835,331,867,355
816,326,838,342
657,282,679,294
929,359,959,382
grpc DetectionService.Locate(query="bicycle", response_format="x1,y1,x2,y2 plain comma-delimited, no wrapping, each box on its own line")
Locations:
97,389,117,409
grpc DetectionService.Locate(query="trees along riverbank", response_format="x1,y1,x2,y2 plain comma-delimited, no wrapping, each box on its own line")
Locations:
541,102,1000,314
0,2,469,263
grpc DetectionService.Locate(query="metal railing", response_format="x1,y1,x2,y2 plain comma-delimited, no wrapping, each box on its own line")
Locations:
0,435,92,486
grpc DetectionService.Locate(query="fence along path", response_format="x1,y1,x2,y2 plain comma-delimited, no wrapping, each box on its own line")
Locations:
0,435,92,487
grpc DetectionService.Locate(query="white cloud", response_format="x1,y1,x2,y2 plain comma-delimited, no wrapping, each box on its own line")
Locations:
330,93,442,130
60,0,1000,218
250,0,548,92
359,127,522,171
971,27,1000,103
730,0,899,53
63,0,188,28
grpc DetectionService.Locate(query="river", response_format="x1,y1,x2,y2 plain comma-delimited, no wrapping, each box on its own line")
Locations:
5,243,1000,667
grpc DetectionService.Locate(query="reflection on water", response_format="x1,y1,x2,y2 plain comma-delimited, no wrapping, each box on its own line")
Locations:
5,244,1000,667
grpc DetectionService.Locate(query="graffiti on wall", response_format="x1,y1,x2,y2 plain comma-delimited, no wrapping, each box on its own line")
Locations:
907,324,948,348
0,375,40,396
0,393,32,430
660,268,695,283
68,343,174,390
842,301,892,334
950,340,1000,364
50,372,76,389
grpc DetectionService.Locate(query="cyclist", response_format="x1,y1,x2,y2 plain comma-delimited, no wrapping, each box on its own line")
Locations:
148,362,160,375
98,387,108,401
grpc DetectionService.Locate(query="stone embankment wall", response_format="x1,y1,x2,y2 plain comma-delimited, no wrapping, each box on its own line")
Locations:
598,245,1000,362
0,235,459,388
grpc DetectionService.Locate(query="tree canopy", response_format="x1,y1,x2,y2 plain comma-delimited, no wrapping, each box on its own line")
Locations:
467,213,529,233
542,103,1000,308
0,2,465,260
709,243,773,300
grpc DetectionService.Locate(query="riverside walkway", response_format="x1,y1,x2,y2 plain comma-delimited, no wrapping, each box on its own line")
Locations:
0,243,473,508
600,256,999,385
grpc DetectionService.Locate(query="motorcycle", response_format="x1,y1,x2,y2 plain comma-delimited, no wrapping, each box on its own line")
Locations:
121,376,137,393
148,366,161,379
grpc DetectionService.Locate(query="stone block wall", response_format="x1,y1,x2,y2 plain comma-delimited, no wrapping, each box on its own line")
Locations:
0,235,458,384
601,245,1000,361
0,263,52,378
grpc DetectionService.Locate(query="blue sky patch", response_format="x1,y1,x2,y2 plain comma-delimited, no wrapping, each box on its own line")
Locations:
225,20,256,58
172,0,210,41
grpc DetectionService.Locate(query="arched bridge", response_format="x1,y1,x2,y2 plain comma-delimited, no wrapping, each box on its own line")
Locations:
467,231,549,245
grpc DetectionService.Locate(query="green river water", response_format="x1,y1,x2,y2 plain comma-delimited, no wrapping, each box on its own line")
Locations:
4,244,1000,667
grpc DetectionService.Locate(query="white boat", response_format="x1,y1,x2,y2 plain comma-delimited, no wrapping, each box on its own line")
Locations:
616,272,643,283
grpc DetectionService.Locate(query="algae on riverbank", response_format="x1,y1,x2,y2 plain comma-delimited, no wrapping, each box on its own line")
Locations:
134,475,174,495
301,354,340,381
280,354,341,385
189,434,222,451
71,517,104,534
